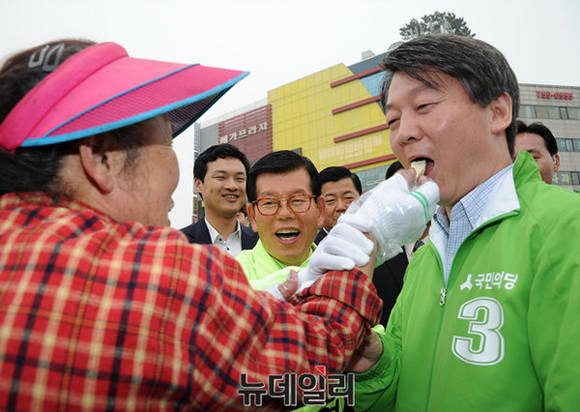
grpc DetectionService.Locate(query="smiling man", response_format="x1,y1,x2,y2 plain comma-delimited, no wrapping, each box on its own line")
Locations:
181,143,258,256
353,35,580,411
236,150,324,290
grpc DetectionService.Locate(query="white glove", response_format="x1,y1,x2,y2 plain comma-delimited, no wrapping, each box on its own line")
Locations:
295,222,375,294
339,173,439,263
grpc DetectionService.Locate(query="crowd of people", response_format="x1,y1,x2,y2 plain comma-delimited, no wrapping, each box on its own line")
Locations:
0,34,578,411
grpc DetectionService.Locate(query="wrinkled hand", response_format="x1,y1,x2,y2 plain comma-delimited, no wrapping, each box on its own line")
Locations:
347,331,384,373
295,223,375,294
264,270,299,301
339,171,439,263
277,270,299,300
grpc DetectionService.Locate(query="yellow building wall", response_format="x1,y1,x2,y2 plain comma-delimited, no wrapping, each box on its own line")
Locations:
268,64,395,173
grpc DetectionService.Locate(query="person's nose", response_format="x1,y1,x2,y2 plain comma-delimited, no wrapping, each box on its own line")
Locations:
272,199,292,219
392,112,422,147
336,198,347,213
224,176,239,191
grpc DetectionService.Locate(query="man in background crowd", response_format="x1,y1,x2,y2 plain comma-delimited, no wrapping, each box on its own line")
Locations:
315,166,362,245
514,120,560,184
181,143,258,256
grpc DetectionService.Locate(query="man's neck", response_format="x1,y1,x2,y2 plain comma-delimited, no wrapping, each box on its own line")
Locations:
443,161,514,219
204,210,238,240
443,157,513,219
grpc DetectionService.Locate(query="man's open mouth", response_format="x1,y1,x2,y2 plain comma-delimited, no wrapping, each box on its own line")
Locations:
275,229,300,241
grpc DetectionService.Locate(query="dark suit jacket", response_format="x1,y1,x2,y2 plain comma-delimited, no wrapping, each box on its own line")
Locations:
180,219,259,250
373,253,408,326
314,227,407,326
313,228,328,245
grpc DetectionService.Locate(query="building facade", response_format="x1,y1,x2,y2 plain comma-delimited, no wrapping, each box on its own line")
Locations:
518,83,580,188
193,51,579,219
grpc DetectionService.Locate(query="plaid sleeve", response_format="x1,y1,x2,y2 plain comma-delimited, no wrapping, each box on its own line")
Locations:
188,245,382,410
0,197,381,412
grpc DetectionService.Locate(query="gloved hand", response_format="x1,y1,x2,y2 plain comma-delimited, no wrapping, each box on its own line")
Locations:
339,173,439,263
295,222,375,294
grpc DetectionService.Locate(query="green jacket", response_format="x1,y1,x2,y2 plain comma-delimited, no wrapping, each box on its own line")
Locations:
237,240,349,411
236,239,314,290
355,152,580,411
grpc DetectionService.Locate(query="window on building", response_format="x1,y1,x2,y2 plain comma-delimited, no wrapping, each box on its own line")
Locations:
571,171,580,186
567,107,580,120
534,106,561,120
559,107,569,120
556,138,580,152
518,105,536,118
355,164,389,193
360,72,386,97
556,138,573,152
555,171,572,185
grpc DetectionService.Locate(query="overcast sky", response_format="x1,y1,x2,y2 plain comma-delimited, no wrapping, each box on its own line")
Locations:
2,0,579,227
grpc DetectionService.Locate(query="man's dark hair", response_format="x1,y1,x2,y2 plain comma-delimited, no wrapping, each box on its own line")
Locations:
516,120,558,155
247,150,320,202
381,34,520,156
0,39,147,196
194,143,251,181
385,160,404,180
319,166,362,195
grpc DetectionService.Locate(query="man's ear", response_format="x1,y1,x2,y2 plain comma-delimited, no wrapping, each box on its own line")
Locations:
553,153,561,172
247,202,258,227
489,92,513,135
78,135,125,194
194,177,203,195
316,196,325,228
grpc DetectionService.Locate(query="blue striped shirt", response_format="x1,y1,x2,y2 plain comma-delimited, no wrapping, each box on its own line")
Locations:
433,165,513,281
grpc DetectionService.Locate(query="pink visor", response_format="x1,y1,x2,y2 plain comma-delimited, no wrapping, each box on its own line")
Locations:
0,42,248,152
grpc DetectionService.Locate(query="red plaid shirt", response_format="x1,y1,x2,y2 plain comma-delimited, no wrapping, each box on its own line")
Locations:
0,193,381,411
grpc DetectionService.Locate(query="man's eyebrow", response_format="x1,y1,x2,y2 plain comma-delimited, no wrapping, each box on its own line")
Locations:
260,188,308,197
210,169,245,175
385,83,436,112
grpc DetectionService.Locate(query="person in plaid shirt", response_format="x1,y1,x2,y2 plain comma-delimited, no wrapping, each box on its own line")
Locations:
0,39,385,411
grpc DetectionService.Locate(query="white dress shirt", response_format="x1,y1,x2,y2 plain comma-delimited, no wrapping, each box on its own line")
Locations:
205,217,243,257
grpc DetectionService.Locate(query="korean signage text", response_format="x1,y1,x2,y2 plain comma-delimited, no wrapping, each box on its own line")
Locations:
536,90,574,100
219,121,269,144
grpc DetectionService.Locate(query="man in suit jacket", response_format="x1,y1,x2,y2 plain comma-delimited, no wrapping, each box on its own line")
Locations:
181,144,258,256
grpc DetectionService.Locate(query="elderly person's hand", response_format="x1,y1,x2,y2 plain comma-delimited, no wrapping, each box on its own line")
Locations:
276,270,299,300
347,331,384,373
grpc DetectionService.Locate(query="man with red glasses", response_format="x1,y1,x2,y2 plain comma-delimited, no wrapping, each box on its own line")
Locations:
237,150,383,411
237,151,327,292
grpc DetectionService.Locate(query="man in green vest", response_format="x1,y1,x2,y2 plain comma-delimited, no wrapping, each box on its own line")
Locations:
350,34,580,411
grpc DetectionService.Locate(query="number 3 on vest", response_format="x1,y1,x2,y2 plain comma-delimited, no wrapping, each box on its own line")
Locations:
452,297,505,366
